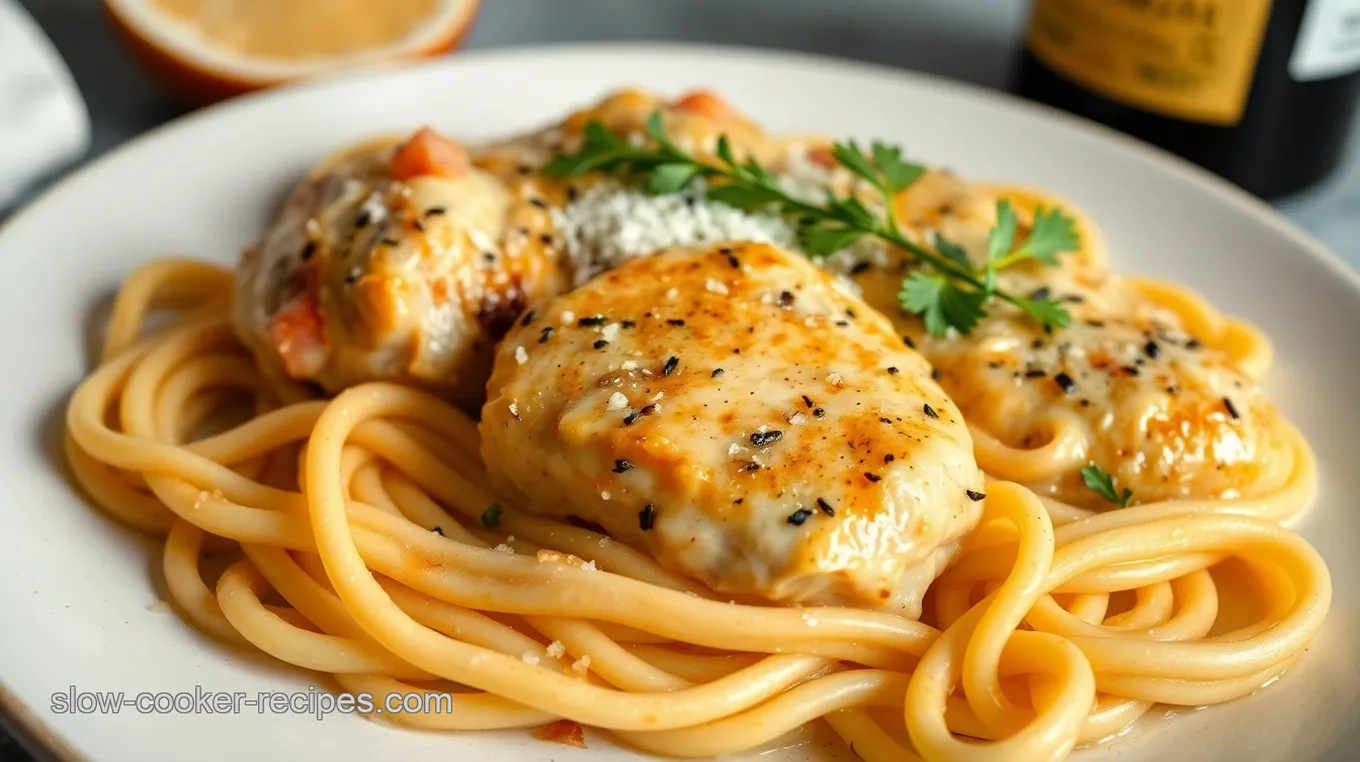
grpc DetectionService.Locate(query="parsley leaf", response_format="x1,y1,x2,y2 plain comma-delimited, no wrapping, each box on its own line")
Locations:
1080,465,1133,508
480,503,504,528
801,225,868,257
899,273,986,337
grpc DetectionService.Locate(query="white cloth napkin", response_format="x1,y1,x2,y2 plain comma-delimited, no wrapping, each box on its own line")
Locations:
0,0,90,208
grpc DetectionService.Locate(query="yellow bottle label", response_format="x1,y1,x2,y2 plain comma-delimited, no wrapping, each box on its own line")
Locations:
1026,0,1274,125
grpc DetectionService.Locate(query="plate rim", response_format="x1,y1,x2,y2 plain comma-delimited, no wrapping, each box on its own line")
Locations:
2,40,1357,762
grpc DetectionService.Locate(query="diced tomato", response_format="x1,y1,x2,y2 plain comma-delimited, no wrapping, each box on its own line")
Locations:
672,89,732,119
807,145,838,169
390,128,470,181
266,293,327,377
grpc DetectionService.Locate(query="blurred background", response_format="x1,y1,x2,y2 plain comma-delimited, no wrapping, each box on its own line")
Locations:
1,0,1358,758
1,0,1358,265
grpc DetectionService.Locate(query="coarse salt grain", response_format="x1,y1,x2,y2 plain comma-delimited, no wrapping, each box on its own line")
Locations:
705,278,729,295
608,392,628,410
601,323,621,341
514,346,528,365
493,543,515,554
621,360,638,371
788,412,808,425
508,401,519,417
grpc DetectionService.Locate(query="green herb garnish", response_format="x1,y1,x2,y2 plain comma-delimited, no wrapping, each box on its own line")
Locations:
481,503,504,529
543,113,1075,335
1080,464,1133,508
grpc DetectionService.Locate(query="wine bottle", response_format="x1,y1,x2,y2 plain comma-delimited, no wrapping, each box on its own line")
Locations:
1014,0,1360,199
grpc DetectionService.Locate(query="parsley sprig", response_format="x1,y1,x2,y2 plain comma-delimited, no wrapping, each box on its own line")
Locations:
1081,464,1133,508
542,113,1077,335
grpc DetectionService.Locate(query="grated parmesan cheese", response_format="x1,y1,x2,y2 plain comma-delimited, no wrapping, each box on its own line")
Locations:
704,278,729,295
550,181,800,285
620,360,638,371
493,543,515,554
571,655,592,674
522,652,540,666
508,401,519,417
546,641,566,659
607,392,628,410
601,323,621,342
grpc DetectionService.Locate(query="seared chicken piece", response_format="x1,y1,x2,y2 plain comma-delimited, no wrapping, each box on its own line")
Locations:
233,127,568,402
480,244,985,615
849,191,1294,508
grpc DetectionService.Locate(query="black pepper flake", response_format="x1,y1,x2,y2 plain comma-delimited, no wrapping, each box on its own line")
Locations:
517,164,534,176
931,368,943,381
802,395,814,409
1144,341,1161,359
520,310,537,327
1086,320,1106,328
1024,369,1047,378
846,308,857,319
903,335,916,349
1032,339,1046,350
623,411,641,426
539,233,554,245
663,356,679,376
344,268,361,285
578,315,607,327
864,473,882,483
725,253,741,269
880,417,893,424
529,197,548,209
640,404,658,416
750,430,784,447
883,454,895,463
566,186,580,202
711,368,725,378
613,459,633,473
887,366,900,375
482,251,496,262
300,241,317,260
778,291,795,308
667,319,686,326
1030,287,1051,300
850,261,870,275
836,320,850,327
923,403,939,419
1186,338,1202,350
965,489,987,502
787,508,814,526
1122,365,1140,377
740,461,762,472
621,320,636,328
1054,372,1077,395
412,219,425,232
1062,294,1086,303
638,504,656,531
538,326,554,344
432,526,445,536
424,206,446,217
354,210,371,228
816,497,835,517
593,340,610,349
1079,399,1091,407
1166,386,1180,395
1223,397,1240,420
813,408,825,418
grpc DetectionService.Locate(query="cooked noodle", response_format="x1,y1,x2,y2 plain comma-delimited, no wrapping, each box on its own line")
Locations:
63,259,1331,761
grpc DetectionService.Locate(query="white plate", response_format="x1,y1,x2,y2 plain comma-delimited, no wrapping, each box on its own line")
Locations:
1,44,1357,762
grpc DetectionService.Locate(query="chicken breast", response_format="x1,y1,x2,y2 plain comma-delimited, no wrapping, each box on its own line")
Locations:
849,192,1295,508
480,243,985,615
233,127,568,403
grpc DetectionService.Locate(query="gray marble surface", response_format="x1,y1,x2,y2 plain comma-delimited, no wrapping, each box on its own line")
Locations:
1,1,1358,760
